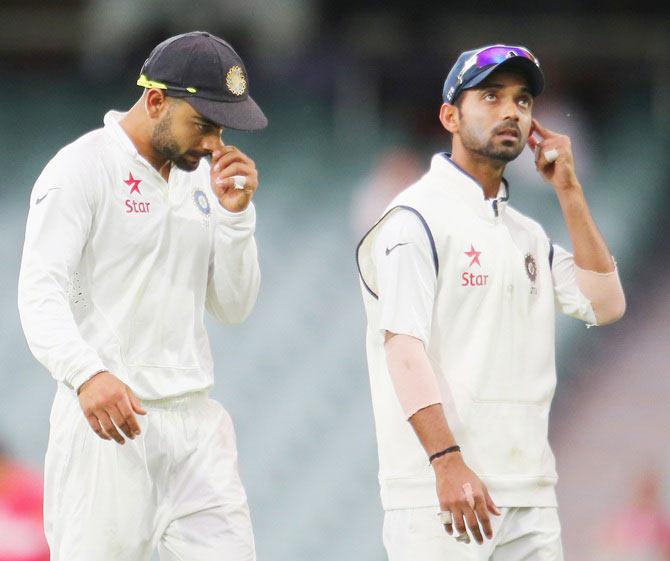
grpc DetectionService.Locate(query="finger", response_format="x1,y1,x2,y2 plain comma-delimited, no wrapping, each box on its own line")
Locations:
455,531,471,544
127,387,147,416
212,150,254,173
87,414,110,440
117,398,142,437
474,496,493,540
463,506,484,544
444,522,453,535
485,490,501,516
214,162,255,182
531,118,556,139
452,508,467,536
109,404,134,440
98,410,125,444
214,177,256,193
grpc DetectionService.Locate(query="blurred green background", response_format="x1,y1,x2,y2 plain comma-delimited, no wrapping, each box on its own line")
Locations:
0,2,669,560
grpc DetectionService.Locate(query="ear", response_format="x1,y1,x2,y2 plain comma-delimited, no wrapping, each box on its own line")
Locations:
439,102,459,134
144,88,169,119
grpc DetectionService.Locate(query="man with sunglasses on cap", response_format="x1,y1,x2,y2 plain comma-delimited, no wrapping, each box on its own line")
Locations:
357,44,625,559
18,31,266,560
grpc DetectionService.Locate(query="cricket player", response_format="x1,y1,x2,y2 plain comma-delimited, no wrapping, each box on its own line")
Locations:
356,44,626,559
18,31,266,561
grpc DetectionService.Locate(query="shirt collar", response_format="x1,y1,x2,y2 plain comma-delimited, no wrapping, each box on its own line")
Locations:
103,110,139,156
429,153,509,217
103,110,170,182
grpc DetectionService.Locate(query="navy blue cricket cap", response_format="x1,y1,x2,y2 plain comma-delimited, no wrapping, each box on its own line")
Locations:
442,44,544,105
137,31,267,131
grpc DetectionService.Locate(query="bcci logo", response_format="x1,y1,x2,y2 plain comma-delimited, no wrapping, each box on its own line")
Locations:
226,65,247,96
524,253,537,283
193,190,211,215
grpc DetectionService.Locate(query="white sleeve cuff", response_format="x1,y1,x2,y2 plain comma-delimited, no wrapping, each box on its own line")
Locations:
212,200,256,227
66,359,108,394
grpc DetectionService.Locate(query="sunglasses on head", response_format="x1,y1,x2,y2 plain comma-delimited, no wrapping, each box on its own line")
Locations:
457,45,540,85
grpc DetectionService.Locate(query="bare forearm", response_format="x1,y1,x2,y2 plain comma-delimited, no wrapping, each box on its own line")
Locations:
556,183,614,273
408,403,458,456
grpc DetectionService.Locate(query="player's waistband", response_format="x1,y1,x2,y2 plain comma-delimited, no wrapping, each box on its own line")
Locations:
141,389,209,409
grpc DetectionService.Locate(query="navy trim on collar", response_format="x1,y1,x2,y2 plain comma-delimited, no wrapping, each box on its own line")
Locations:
439,152,511,201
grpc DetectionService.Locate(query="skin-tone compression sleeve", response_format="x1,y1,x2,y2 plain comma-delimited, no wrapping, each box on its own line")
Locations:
575,261,626,326
384,333,442,419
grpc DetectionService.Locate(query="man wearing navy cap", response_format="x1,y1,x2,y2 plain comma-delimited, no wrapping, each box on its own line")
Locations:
357,44,625,559
19,32,266,560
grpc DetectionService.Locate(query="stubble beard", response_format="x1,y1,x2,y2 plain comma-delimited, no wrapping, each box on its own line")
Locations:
459,119,525,163
151,109,199,172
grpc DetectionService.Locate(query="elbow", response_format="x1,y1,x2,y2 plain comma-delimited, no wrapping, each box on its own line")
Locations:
209,276,260,325
225,302,256,324
594,293,626,326
575,264,626,326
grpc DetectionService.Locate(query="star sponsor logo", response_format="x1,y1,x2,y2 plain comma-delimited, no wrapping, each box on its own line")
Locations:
464,244,482,267
461,244,488,287
123,172,150,214
124,172,142,195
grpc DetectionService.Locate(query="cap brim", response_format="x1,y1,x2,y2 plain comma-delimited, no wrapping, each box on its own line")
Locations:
464,57,544,98
185,95,268,131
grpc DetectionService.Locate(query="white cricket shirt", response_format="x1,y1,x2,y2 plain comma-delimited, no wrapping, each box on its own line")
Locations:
18,111,260,399
357,153,596,509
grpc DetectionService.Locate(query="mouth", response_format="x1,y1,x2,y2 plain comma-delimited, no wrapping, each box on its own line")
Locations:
495,129,520,140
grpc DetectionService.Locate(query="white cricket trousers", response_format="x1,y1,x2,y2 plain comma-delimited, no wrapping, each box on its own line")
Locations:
383,506,563,561
44,384,256,561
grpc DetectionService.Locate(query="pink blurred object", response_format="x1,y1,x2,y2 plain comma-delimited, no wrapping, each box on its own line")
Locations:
593,470,670,561
0,459,49,561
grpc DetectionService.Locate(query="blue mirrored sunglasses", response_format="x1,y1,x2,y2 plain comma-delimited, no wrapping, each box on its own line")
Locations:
457,45,540,85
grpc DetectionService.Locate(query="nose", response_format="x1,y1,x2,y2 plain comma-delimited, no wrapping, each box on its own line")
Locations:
200,130,224,153
500,97,521,122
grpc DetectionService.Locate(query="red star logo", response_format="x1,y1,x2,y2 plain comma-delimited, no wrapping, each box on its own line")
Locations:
124,172,142,195
465,245,482,267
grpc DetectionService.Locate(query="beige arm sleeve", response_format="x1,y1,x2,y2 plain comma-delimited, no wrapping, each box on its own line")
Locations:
575,261,626,326
384,334,442,419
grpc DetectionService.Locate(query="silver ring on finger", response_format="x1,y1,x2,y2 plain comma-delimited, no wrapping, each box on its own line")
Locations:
456,532,471,544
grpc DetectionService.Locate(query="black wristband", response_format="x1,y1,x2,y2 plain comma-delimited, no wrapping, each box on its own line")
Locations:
428,445,461,464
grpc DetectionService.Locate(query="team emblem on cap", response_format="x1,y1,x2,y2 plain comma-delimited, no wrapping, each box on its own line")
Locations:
226,65,246,96
524,253,537,283
193,189,211,215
